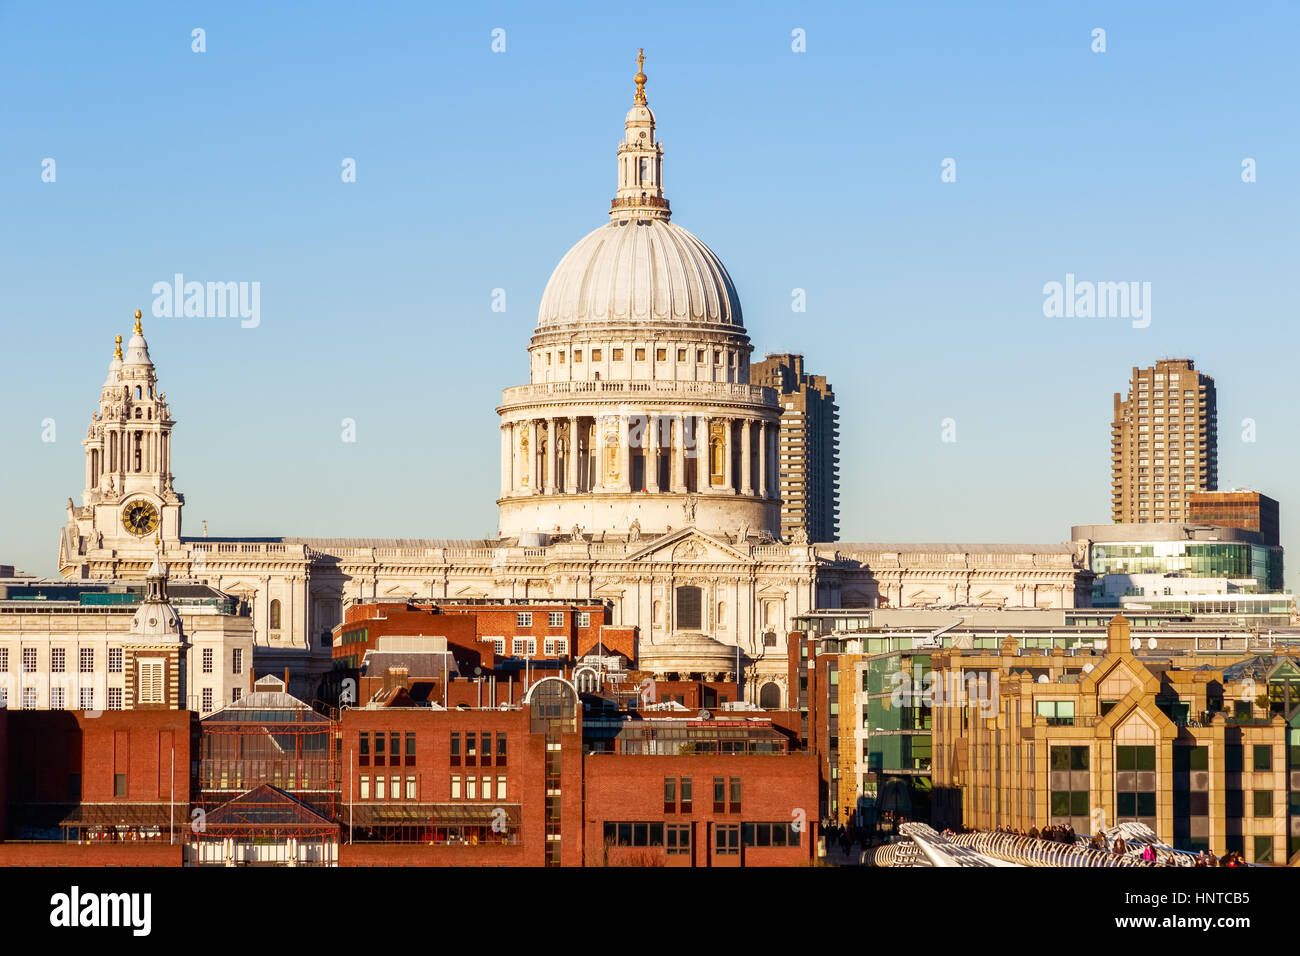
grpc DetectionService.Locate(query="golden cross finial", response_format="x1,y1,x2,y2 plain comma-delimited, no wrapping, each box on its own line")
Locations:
634,48,647,106
114,334,123,360
133,309,143,335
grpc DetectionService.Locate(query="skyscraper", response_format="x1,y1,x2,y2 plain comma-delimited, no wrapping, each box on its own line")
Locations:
749,354,839,542
1110,359,1218,524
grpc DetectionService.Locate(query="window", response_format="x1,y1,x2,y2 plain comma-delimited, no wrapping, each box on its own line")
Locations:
713,777,725,813
0,648,7,672
108,648,122,673
51,686,65,709
483,636,505,655
713,350,721,365
592,349,602,362
497,775,507,800
375,732,386,764
450,733,460,765
269,599,282,630
376,776,386,800
481,775,492,800
390,733,400,765
612,348,624,361
676,586,702,630
22,687,37,709
558,350,565,363
602,822,665,847
1254,790,1273,817
80,687,94,710
465,733,477,766
666,824,691,854
359,732,371,766
202,648,213,674
656,348,666,361
548,611,564,628
577,612,590,627
544,637,568,657
574,349,582,362
22,648,36,673
405,732,416,765
466,777,477,800
360,776,370,800
714,824,740,855
1255,836,1274,864
232,649,243,675
696,349,705,363
677,348,686,362
1253,745,1272,771
138,659,164,704
729,777,741,814
680,777,692,813
1035,700,1075,726
664,777,677,813
497,733,507,765
392,776,401,801
108,688,123,711
201,687,212,712
114,773,127,797
742,822,799,847
231,688,242,703
450,775,461,799
52,648,66,673
634,348,646,361
516,612,532,627
512,637,537,656
481,732,492,764
1049,746,1090,830
406,776,417,800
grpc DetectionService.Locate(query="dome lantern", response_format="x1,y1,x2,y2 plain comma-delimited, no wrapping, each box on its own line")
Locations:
611,48,669,222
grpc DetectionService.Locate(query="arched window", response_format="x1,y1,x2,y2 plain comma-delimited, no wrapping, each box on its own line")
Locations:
269,599,282,630
717,602,727,626
759,682,781,709
134,407,142,419
135,386,142,400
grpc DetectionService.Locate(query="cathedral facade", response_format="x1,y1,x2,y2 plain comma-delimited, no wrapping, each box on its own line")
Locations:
58,56,1092,703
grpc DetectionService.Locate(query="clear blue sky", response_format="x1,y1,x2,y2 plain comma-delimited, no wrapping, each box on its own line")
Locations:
2,0,1298,583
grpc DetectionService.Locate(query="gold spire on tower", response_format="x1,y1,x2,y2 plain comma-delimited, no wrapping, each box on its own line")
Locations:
114,334,123,359
634,48,647,106
133,309,143,335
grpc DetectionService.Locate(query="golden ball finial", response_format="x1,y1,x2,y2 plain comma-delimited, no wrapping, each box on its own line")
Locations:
133,309,143,335
114,334,123,360
634,48,648,106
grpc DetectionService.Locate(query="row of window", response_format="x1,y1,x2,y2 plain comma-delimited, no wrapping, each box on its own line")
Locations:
602,822,801,853
544,348,738,367
449,732,508,767
358,775,421,801
663,776,741,814
0,647,240,676
2,684,237,711
358,732,418,767
483,637,569,657
512,612,590,628
448,775,508,801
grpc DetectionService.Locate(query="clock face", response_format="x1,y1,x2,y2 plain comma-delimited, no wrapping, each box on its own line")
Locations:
122,499,160,537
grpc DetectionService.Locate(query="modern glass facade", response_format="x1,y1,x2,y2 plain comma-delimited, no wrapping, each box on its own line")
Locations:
1090,541,1282,591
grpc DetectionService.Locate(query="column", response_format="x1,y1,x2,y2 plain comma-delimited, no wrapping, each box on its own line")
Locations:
500,423,512,497
758,421,768,498
566,417,579,493
740,419,753,496
672,415,686,493
722,418,733,493
698,413,712,492
646,413,660,493
619,414,631,492
528,420,540,495
544,418,558,494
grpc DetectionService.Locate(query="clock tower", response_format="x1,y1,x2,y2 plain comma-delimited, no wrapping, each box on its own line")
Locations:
59,311,184,577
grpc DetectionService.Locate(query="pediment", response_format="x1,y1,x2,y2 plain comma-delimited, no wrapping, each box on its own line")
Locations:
626,528,753,566
453,585,487,599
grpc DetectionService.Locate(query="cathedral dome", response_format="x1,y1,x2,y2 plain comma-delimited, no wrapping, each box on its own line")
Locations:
536,218,742,332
